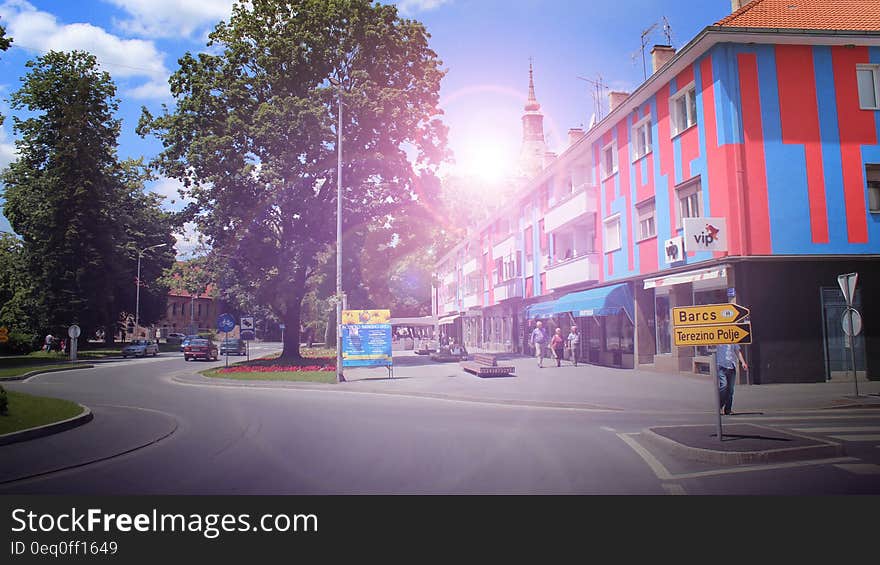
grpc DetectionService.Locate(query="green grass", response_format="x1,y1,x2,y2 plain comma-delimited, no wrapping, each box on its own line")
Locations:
199,347,337,383
0,390,84,435
0,363,85,380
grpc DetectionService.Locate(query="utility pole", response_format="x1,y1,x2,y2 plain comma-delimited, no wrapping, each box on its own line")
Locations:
135,243,167,340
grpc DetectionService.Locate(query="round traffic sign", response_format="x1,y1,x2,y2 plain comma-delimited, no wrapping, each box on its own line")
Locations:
68,324,81,338
842,308,862,337
217,313,236,333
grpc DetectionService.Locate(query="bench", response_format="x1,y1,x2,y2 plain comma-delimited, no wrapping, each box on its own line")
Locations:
460,353,515,377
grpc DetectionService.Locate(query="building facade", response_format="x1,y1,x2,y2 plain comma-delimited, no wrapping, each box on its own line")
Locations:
434,0,880,384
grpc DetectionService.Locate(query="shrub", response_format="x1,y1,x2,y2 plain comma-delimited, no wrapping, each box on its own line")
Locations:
0,385,8,416
0,331,37,355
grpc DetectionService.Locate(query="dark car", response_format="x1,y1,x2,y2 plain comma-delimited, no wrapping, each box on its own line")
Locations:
220,338,247,356
183,338,219,361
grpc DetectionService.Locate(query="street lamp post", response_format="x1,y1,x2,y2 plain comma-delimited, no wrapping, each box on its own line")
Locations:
135,243,168,340
336,84,345,383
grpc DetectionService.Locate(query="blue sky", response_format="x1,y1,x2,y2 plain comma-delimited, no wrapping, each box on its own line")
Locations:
0,0,735,255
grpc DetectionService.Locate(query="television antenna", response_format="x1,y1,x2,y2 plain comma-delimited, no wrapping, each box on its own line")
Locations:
662,16,673,46
634,22,659,81
577,74,609,123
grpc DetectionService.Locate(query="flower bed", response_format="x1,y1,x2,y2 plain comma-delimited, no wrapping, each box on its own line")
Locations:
218,365,336,374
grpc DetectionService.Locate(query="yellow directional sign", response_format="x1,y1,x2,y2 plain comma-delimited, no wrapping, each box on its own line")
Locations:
0,326,7,343
674,323,751,346
672,303,750,327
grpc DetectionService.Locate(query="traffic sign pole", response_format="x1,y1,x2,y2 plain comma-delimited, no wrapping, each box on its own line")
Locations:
838,273,860,397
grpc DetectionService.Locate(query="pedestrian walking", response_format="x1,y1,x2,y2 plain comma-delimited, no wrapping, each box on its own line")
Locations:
529,321,548,368
566,325,580,366
550,327,565,367
716,343,748,415
44,333,54,353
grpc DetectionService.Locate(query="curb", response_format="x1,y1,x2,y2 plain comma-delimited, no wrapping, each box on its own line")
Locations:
0,364,95,382
639,424,846,466
0,404,93,446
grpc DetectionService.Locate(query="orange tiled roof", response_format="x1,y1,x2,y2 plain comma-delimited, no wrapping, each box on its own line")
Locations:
716,0,880,31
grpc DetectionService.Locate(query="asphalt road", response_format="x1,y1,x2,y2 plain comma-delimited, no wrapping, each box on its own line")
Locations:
1,345,879,494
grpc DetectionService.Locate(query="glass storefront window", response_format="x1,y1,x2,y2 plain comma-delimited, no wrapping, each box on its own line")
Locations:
655,294,671,354
604,313,634,353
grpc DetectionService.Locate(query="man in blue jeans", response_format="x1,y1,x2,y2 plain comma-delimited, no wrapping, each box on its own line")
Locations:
716,343,748,415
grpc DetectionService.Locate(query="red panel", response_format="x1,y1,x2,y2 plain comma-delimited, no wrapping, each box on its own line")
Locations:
540,272,547,295
738,53,773,254
679,127,700,180
701,56,742,256
525,276,534,298
675,64,695,91
616,119,634,271
776,44,829,244
832,45,874,244
638,237,658,274
539,219,547,251
524,226,533,255
606,253,613,277
656,83,678,236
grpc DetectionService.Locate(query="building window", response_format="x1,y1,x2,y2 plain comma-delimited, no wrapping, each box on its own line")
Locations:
601,141,618,179
670,83,697,137
867,164,880,213
632,117,652,160
636,199,656,241
655,293,671,355
604,214,621,252
857,65,880,110
676,178,702,229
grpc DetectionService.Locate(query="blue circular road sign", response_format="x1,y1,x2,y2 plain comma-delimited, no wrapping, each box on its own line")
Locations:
217,313,236,333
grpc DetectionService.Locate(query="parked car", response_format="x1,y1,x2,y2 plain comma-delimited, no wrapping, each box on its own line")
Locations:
180,334,201,352
122,339,159,358
166,332,186,345
220,338,247,356
184,338,219,361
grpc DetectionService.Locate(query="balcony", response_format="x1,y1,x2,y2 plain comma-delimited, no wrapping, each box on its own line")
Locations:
462,294,480,309
441,271,455,285
545,253,600,290
492,234,518,260
494,279,524,302
441,301,457,316
462,258,479,276
543,187,598,233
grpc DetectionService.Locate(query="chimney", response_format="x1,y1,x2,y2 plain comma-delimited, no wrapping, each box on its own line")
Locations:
567,127,585,146
543,151,557,167
651,45,676,74
608,91,629,113
730,0,749,12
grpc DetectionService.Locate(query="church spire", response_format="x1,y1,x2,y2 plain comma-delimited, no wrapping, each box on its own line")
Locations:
525,59,540,112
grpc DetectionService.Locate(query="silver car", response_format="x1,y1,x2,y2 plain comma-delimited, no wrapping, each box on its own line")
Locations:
122,339,159,358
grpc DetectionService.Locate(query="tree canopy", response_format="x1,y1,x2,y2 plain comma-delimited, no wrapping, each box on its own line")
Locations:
2,51,175,341
139,0,447,359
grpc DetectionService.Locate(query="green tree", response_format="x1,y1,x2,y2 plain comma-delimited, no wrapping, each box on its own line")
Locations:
0,23,11,126
2,51,175,342
139,0,447,361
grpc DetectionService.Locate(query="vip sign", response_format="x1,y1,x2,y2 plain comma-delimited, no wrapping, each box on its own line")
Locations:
683,218,728,252
663,236,685,264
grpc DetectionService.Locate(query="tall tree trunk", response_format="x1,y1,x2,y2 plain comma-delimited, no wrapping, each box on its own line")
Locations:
325,306,336,347
280,306,303,361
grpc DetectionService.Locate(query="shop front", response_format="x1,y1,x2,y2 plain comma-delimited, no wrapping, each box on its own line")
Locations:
524,282,636,369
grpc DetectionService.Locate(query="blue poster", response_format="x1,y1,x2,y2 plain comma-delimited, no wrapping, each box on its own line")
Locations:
341,323,392,367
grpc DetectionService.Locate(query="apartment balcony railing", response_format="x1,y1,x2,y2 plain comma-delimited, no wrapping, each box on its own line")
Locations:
462,293,480,309
543,186,598,233
492,234,518,260
462,257,479,276
545,253,600,290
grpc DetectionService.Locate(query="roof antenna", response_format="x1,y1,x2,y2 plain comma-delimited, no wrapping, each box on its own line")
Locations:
577,74,608,123
662,16,673,46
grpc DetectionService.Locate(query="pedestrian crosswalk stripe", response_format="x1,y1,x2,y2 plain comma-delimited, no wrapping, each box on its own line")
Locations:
828,434,880,442
790,426,880,433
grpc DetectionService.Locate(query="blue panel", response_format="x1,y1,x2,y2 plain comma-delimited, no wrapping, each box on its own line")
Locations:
712,43,744,147
527,299,559,319
652,99,674,272
693,55,711,215
813,46,850,252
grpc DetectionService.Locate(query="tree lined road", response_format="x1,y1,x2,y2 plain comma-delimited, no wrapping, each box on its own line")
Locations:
2,347,879,494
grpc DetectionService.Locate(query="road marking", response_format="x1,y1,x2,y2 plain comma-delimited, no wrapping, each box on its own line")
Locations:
617,433,858,481
833,464,880,475
662,483,687,495
828,434,880,442
736,414,880,422
600,426,616,432
790,426,880,433
616,433,673,481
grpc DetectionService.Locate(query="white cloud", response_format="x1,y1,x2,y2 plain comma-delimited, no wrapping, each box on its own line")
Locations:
103,0,234,39
0,1,171,100
173,222,203,259
395,0,451,15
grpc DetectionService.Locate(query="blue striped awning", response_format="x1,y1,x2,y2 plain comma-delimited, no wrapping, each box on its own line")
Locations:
526,283,634,322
